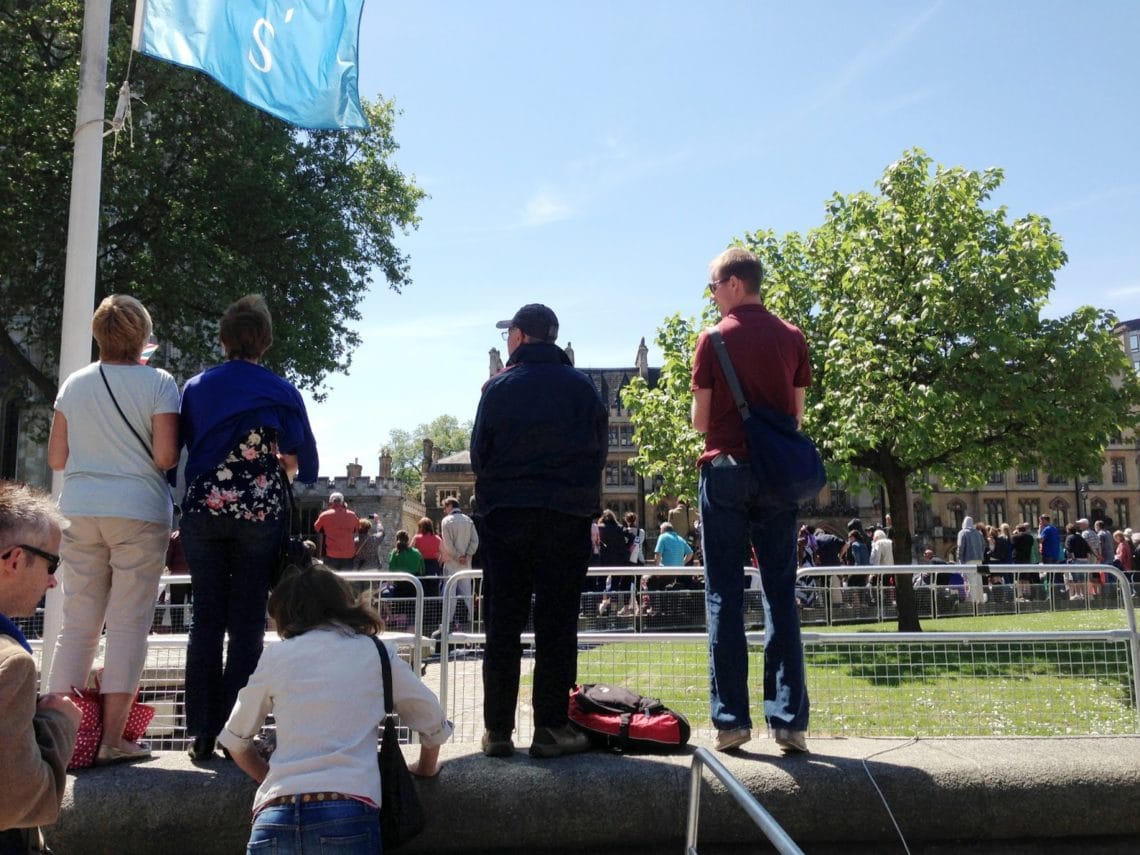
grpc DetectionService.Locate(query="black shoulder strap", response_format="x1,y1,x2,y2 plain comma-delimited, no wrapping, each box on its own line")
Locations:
707,329,751,423
372,635,395,717
99,364,153,457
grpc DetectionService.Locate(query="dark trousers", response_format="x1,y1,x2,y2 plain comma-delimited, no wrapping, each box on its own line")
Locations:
181,513,284,738
479,508,591,732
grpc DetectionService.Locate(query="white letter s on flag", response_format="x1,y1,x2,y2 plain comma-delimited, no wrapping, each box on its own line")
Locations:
249,18,274,73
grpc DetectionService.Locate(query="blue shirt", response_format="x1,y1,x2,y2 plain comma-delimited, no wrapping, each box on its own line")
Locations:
655,530,693,567
180,360,319,488
1039,524,1062,561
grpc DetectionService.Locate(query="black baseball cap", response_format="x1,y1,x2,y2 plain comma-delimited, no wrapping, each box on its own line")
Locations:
495,304,559,342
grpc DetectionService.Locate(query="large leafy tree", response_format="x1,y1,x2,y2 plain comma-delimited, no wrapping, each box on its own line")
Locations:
384,415,473,494
626,149,1140,631
622,310,715,504
1,1,424,404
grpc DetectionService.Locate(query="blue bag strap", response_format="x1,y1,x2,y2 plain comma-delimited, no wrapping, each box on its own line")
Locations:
707,329,752,423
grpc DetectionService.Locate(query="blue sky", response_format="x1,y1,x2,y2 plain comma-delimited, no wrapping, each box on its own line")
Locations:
302,0,1140,478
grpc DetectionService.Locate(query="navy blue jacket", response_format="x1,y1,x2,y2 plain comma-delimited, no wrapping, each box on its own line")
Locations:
471,342,607,518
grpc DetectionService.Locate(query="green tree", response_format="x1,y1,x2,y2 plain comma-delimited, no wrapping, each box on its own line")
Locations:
1,1,424,403
622,309,716,504
755,149,1139,629
626,149,1140,631
384,415,473,494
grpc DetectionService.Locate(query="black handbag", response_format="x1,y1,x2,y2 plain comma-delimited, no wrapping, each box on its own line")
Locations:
708,329,826,506
272,468,311,588
371,636,426,850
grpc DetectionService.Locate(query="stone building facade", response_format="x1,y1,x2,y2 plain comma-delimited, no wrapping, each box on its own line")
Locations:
419,339,669,535
292,453,406,569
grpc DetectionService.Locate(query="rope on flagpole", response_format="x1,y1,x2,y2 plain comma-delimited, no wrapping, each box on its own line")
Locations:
105,18,140,152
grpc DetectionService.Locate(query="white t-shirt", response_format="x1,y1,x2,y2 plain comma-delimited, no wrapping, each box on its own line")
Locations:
54,361,180,524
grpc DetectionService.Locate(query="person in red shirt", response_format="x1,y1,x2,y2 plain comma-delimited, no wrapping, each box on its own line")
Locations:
691,246,812,756
313,493,357,570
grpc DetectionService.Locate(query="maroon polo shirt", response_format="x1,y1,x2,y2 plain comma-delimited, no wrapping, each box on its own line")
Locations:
691,303,811,468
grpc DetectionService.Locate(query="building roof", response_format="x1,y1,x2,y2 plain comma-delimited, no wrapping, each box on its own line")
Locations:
429,450,471,472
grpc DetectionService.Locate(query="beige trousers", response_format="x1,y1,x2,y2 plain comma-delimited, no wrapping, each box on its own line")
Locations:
46,516,170,694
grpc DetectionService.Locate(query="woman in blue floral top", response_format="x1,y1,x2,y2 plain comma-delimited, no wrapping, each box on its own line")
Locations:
179,295,318,761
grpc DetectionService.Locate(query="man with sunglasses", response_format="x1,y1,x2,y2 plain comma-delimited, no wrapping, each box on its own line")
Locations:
0,481,81,853
691,247,813,755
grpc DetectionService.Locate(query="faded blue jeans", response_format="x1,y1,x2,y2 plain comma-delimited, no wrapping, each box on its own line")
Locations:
248,799,380,854
699,459,809,732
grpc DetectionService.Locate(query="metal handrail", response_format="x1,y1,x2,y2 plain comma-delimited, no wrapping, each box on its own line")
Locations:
685,746,804,855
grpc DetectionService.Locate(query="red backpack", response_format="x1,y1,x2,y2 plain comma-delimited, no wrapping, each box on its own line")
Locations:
568,684,691,753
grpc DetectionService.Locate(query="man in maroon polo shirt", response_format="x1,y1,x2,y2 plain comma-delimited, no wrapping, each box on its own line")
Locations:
690,246,812,755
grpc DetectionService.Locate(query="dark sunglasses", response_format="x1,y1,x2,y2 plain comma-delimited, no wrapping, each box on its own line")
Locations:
2,544,61,575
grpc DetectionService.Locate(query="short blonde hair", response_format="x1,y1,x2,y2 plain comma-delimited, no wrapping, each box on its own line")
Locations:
92,295,152,362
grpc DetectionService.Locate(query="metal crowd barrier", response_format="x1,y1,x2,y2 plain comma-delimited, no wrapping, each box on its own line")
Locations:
437,564,1140,740
436,566,740,718
685,747,804,855
31,570,426,749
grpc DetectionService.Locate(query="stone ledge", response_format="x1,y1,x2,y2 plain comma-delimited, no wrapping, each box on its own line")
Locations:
46,736,1140,853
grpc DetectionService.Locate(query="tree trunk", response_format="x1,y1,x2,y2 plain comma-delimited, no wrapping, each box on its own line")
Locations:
886,474,922,632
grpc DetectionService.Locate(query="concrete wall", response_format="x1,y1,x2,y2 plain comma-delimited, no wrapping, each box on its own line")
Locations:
45,736,1140,853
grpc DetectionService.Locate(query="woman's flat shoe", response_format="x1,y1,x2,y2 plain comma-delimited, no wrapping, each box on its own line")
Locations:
94,742,151,765
187,736,217,761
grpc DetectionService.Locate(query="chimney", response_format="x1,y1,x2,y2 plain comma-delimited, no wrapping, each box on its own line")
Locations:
346,457,362,487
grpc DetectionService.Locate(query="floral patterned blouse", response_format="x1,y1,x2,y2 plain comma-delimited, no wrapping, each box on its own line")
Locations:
184,427,285,522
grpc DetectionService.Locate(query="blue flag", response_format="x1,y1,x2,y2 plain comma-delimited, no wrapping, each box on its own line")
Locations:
136,0,369,130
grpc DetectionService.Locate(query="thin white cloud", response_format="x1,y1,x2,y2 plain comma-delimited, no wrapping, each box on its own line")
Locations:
509,134,687,231
523,189,575,226
358,313,488,339
794,1,942,121
1048,184,1140,216
1106,285,1140,298
869,87,937,119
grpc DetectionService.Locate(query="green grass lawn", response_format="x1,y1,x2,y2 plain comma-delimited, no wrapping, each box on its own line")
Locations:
573,609,1139,736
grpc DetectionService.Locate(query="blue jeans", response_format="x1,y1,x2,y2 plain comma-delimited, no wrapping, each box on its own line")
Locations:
699,461,808,732
181,512,285,738
249,799,380,854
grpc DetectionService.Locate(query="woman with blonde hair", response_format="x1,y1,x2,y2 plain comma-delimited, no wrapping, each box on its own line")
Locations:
46,295,180,764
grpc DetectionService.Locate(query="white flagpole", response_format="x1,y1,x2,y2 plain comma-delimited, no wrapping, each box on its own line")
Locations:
42,0,114,679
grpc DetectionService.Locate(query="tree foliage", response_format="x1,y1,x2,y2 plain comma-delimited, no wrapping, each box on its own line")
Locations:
622,308,716,504
0,1,425,403
384,415,473,494
627,149,1140,631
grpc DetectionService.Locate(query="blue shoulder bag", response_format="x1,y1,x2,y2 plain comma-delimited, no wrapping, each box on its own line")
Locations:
707,329,826,506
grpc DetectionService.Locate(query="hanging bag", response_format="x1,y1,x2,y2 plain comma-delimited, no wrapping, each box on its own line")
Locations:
371,636,426,850
272,467,311,588
707,329,826,506
67,671,155,770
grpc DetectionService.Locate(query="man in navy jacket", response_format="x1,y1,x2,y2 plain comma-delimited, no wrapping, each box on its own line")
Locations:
472,304,607,759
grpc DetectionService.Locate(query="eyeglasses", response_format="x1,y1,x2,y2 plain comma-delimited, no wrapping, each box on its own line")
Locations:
500,327,515,341
1,544,61,575
708,277,729,293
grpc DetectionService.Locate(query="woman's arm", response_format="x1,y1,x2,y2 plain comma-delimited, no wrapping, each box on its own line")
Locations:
229,744,269,784
47,412,69,471
408,744,440,778
278,453,299,480
151,413,180,470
